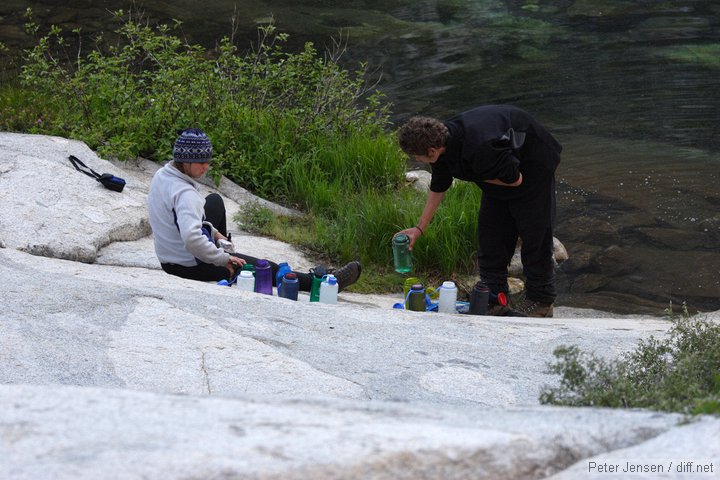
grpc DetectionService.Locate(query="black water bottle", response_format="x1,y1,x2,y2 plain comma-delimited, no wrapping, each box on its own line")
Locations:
469,282,490,315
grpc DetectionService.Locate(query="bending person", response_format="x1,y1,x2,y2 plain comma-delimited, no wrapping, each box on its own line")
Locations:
396,105,561,317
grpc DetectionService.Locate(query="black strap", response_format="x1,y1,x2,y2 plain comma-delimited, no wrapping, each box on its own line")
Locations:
68,155,126,192
68,155,102,181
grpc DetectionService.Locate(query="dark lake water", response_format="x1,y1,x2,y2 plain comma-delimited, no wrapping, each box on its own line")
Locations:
1,0,718,314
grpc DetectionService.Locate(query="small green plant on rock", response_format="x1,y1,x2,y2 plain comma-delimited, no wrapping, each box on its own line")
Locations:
540,314,720,415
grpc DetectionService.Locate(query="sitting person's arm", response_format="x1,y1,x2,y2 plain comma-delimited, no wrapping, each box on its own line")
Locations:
175,191,231,267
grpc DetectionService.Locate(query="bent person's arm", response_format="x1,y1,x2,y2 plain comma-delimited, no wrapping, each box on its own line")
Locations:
483,172,523,187
397,190,446,249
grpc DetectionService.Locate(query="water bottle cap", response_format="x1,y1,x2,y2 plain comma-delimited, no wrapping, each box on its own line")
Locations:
441,281,456,289
497,292,508,306
473,281,489,292
284,272,298,281
278,262,289,267
323,274,337,285
256,259,269,268
242,264,255,271
239,270,253,278
410,283,423,291
393,233,410,245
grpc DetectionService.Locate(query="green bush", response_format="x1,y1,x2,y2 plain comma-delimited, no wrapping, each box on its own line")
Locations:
540,315,720,415
18,9,390,183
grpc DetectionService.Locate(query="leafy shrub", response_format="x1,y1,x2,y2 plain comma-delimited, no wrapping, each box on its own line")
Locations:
237,202,276,235
540,315,720,415
18,9,390,189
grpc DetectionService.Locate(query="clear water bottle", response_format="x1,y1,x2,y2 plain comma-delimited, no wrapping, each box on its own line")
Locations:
437,281,458,314
392,233,413,273
279,272,299,301
407,283,426,312
254,259,273,295
318,274,338,304
236,270,255,292
217,238,235,253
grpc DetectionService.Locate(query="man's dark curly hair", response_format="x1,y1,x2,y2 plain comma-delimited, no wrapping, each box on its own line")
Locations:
397,116,449,156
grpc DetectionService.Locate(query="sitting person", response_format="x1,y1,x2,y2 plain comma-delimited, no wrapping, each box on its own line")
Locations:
147,128,361,291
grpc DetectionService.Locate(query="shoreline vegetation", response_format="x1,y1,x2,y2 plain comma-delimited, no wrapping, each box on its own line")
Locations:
2,9,717,416
541,310,720,416
2,8,480,294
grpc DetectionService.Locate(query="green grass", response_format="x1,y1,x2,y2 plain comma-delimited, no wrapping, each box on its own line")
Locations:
235,178,481,294
0,82,55,133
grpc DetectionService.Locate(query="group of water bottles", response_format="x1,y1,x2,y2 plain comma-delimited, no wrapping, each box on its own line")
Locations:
393,233,501,315
219,260,339,304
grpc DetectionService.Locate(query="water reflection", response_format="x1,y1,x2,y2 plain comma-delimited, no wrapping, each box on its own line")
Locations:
1,0,718,312
556,135,719,313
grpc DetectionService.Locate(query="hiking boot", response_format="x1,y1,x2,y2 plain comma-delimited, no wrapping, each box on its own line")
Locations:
513,298,554,318
487,303,513,316
332,261,362,292
486,291,513,316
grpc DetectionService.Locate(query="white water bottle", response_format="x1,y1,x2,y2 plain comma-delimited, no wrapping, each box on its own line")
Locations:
236,270,255,292
318,274,338,304
437,281,457,314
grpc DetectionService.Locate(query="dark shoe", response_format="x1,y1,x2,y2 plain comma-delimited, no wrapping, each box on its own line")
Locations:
487,303,513,316
332,261,362,292
513,298,554,318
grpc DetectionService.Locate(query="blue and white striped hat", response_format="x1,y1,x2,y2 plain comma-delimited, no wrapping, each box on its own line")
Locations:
173,128,213,163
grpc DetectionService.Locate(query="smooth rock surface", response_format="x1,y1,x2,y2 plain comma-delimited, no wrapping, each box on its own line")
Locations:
1,132,718,479
0,133,150,263
5,383,715,480
1,246,673,407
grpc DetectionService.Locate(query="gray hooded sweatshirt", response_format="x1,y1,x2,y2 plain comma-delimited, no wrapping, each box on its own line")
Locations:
147,162,230,267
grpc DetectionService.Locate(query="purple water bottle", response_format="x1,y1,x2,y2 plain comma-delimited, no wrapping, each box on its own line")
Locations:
279,272,299,301
254,259,273,295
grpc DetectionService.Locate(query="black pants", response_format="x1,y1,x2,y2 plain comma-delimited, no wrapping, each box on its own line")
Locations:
161,193,313,291
477,175,557,304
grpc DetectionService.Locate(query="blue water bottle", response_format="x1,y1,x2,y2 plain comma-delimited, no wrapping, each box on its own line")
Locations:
275,262,292,296
279,272,299,301
254,259,273,295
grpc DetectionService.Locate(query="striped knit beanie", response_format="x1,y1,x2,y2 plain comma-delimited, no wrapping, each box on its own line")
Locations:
173,128,213,163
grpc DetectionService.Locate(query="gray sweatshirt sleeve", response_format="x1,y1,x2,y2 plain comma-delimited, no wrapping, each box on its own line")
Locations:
174,188,230,267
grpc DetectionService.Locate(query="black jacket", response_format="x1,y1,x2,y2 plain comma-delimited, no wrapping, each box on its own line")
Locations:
430,105,562,199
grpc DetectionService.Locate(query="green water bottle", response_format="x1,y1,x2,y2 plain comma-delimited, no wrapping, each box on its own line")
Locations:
392,233,413,273
309,265,326,302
